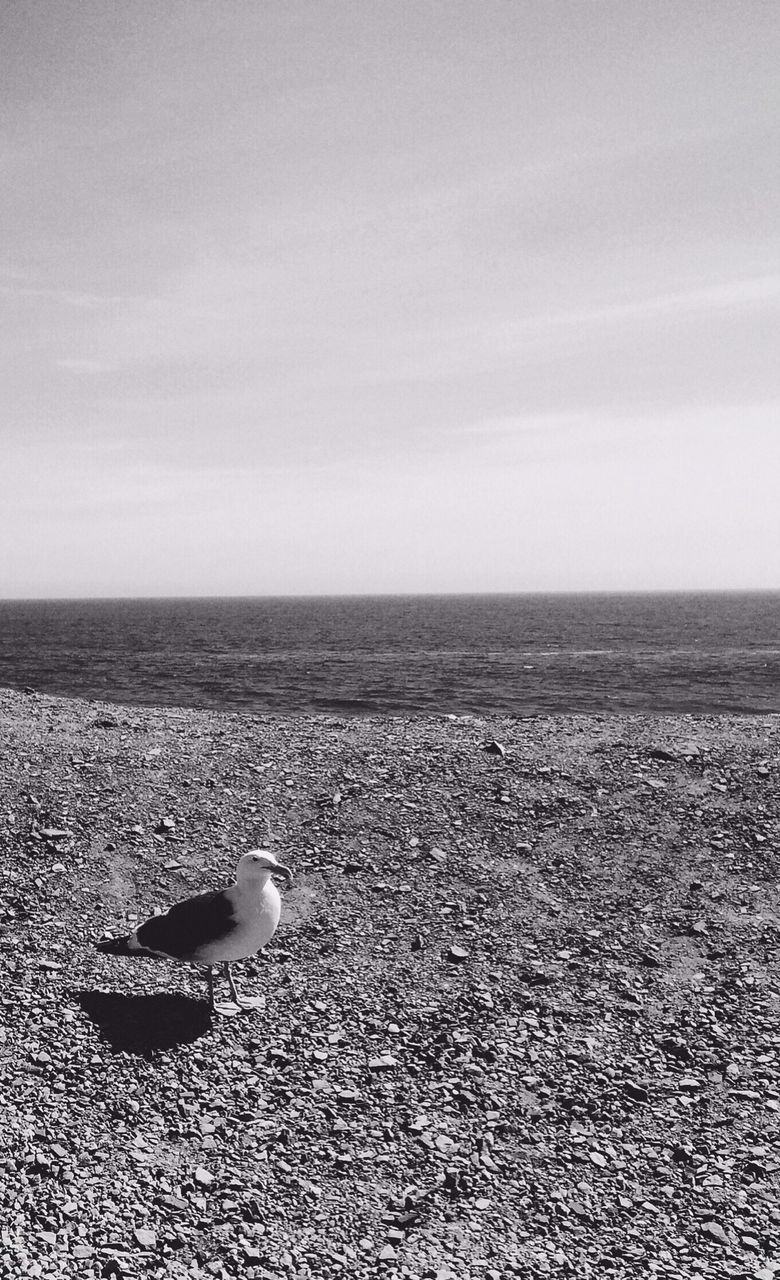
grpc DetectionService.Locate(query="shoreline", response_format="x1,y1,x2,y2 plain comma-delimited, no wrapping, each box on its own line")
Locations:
1,686,778,1277
3,682,780,724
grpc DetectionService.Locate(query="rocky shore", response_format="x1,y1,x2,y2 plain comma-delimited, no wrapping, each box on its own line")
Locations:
0,687,778,1280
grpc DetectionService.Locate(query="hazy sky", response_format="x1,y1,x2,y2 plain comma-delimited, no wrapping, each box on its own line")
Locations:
2,0,779,596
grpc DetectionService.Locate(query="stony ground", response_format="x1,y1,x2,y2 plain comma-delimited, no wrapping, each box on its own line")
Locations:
0,687,778,1280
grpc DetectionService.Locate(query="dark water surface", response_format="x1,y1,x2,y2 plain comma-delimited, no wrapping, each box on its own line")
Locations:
0,593,778,715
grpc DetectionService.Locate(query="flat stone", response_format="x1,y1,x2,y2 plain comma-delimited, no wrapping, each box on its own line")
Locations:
368,1055,397,1070
447,945,469,962
700,1220,730,1246
624,1081,649,1102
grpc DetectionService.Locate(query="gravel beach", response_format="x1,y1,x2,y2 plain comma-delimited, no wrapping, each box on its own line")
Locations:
1,687,778,1280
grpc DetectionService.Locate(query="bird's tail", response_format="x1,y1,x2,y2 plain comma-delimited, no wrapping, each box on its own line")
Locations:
95,935,135,956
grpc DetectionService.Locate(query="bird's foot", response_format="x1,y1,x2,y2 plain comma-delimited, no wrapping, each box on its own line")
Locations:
213,995,265,1017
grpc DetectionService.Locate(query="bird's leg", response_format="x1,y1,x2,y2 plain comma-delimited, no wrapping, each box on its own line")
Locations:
224,962,241,1004
206,966,215,1010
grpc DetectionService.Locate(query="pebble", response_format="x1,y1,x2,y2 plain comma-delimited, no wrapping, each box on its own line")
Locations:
447,945,470,962
624,1080,650,1102
700,1221,730,1246
679,1077,703,1092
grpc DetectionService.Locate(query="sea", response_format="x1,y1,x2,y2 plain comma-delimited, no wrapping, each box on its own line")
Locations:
0,593,778,717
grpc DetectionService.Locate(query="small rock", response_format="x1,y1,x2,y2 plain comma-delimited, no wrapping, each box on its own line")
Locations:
483,740,506,757
447,945,469,963
133,1228,156,1249
194,1166,214,1186
700,1220,730,1246
623,1081,649,1103
368,1055,397,1070
378,1244,397,1261
679,1077,703,1092
660,1035,691,1061
159,1195,188,1211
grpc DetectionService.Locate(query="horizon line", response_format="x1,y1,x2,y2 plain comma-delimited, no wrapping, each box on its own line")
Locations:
2,586,779,604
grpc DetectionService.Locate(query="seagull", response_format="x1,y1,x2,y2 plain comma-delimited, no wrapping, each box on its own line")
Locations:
96,850,293,1010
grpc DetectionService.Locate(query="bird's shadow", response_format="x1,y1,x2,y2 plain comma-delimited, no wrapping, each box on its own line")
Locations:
74,989,212,1055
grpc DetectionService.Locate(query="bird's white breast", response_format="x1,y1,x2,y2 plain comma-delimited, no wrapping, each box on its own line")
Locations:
191,879,281,964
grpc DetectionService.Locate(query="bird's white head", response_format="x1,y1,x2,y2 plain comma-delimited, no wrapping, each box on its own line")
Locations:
236,849,293,887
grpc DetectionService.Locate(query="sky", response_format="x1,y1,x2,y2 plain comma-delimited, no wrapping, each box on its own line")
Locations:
2,0,779,597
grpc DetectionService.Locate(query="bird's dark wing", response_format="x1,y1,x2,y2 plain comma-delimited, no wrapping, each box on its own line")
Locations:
135,889,236,960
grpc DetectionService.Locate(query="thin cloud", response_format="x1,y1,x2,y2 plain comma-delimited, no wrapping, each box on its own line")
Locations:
1,282,123,309
56,358,116,374
450,412,589,437
538,274,780,332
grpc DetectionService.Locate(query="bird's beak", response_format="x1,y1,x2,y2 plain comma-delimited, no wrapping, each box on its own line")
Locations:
274,864,294,887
